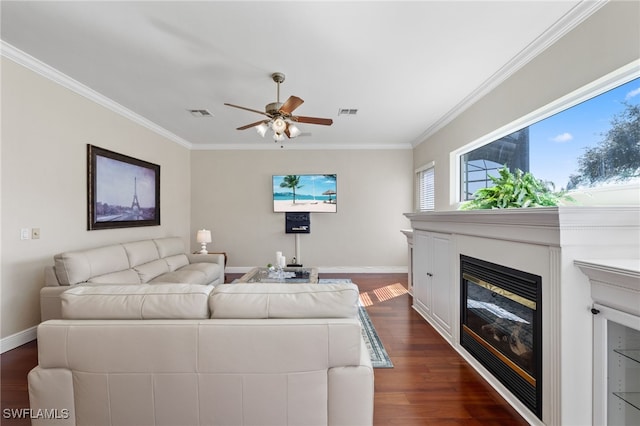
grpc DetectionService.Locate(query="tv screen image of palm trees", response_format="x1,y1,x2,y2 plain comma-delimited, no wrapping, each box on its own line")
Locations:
273,174,337,213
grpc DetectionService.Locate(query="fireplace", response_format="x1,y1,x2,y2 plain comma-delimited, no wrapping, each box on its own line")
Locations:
460,255,542,419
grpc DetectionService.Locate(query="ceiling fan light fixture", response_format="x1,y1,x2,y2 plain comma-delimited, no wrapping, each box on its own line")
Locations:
256,122,268,137
225,72,333,146
287,123,301,138
272,117,286,134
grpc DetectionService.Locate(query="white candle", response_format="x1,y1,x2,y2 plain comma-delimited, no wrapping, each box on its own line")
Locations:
276,251,282,265
279,256,286,268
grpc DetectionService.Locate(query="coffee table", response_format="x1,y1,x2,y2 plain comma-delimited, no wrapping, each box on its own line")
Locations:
236,267,318,283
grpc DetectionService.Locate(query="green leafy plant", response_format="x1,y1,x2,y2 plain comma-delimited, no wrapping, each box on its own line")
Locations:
459,167,574,210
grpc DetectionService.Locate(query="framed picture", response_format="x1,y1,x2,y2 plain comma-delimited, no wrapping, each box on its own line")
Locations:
87,145,160,230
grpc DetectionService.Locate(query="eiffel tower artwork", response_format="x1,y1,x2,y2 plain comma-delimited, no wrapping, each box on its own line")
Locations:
130,177,142,219
89,144,160,230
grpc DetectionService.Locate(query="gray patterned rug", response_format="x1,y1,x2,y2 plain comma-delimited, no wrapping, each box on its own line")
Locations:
319,279,393,368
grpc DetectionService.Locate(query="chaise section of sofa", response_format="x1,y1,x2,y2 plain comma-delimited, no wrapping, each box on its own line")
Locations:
40,237,225,321
29,283,374,426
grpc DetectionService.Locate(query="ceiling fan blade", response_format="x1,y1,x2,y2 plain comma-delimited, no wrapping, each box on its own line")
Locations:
292,115,333,126
237,120,268,130
224,103,271,117
279,96,304,115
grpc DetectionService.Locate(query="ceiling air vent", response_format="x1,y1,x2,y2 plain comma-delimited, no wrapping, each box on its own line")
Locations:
338,108,358,116
188,109,213,117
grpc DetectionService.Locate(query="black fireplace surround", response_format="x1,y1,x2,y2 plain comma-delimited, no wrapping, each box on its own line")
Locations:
460,255,542,419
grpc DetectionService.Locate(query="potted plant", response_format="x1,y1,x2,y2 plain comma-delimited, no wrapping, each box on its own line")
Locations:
459,166,574,210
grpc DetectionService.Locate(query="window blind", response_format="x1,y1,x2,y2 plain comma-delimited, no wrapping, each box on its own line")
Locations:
418,166,435,211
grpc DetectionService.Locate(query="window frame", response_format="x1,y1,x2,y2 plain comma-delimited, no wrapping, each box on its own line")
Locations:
451,61,640,205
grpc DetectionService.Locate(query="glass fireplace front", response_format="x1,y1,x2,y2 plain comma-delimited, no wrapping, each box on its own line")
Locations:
460,255,542,419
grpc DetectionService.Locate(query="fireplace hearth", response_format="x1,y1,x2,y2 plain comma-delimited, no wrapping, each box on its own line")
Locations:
460,255,542,419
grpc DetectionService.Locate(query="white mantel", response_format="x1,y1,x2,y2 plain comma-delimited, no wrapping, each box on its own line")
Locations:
575,259,640,316
406,206,640,247
404,206,640,426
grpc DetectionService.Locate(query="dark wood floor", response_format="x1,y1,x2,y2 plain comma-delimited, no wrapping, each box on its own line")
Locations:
1,273,528,425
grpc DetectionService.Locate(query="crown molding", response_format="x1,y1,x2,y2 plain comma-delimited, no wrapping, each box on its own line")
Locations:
1,41,415,152
1,40,194,149
192,142,414,151
411,0,608,147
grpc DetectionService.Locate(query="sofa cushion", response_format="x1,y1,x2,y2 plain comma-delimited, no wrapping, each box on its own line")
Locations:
149,268,207,285
179,263,219,283
54,245,130,285
134,259,170,283
164,254,190,271
61,284,213,319
122,240,159,267
87,269,141,284
209,283,359,319
154,237,186,258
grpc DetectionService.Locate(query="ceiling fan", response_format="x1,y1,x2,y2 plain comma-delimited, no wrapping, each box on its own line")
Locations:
224,72,333,142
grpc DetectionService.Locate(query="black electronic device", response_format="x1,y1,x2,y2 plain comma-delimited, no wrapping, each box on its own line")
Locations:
285,212,310,234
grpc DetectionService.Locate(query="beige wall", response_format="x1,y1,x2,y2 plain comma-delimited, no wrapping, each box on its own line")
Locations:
190,149,413,270
414,0,640,210
1,58,191,339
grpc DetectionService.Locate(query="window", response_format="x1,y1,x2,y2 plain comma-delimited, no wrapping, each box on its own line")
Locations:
459,68,640,202
416,162,435,211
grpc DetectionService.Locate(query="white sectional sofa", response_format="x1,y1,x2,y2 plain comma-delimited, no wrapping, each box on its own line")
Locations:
29,283,374,426
40,237,225,321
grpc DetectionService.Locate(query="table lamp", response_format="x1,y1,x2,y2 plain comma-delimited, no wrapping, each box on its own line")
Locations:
196,229,212,254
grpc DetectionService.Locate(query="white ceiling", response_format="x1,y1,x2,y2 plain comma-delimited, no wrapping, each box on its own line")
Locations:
1,1,601,150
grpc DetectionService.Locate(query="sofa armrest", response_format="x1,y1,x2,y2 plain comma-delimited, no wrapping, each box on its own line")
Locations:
187,253,225,283
327,338,374,426
28,366,76,425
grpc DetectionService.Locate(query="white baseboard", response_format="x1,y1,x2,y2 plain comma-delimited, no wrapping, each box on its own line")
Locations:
1,326,37,354
225,266,408,274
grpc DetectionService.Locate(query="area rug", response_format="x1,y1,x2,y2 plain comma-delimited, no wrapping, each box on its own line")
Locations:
319,278,393,368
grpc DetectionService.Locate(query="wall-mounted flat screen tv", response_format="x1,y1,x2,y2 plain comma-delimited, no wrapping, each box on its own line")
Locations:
273,174,337,213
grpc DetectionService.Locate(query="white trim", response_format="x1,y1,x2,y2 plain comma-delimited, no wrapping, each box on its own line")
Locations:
1,41,194,149
225,266,408,274
1,326,37,354
412,0,608,147
191,143,413,151
454,60,640,157
0,41,414,153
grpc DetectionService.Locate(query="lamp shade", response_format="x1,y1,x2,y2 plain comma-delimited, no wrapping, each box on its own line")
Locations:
196,229,212,243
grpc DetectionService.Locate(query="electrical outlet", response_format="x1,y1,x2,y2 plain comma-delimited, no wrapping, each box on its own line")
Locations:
32,228,40,239
20,228,30,240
